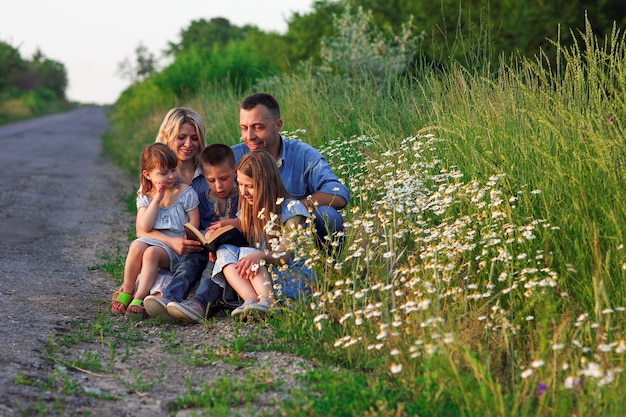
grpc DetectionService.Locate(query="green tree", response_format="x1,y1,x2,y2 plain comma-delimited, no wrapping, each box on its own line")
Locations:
117,42,160,84
319,5,420,81
166,17,251,58
28,49,68,100
0,41,27,97
341,0,626,68
284,0,345,65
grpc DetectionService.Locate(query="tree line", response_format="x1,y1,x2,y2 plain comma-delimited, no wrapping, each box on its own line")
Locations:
0,40,68,115
118,0,626,103
3,0,625,115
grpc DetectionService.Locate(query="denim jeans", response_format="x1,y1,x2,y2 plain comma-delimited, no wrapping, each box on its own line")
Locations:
314,206,344,237
162,251,208,302
192,261,225,310
314,206,345,253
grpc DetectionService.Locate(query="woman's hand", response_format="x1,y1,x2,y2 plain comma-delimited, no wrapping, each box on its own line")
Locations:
169,236,203,256
235,250,265,280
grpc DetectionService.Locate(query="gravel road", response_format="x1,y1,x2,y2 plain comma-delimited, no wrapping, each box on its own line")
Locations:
0,107,313,417
0,107,133,413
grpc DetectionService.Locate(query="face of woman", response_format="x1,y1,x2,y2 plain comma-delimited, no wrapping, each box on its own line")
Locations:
172,123,201,163
237,171,255,205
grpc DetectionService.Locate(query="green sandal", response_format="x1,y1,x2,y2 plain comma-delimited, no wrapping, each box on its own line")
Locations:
111,289,132,314
126,299,148,319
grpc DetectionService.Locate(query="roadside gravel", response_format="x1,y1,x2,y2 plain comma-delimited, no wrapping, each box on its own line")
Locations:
0,107,314,417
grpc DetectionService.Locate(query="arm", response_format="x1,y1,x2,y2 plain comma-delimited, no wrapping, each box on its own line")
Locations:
234,214,307,280
187,207,200,229
136,184,165,234
135,187,203,255
302,192,347,210
136,227,203,256
301,146,349,210
207,217,242,234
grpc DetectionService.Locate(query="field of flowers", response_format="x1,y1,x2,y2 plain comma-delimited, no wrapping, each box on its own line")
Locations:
105,21,626,416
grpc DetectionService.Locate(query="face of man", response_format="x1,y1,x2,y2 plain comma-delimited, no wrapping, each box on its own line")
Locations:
239,104,283,159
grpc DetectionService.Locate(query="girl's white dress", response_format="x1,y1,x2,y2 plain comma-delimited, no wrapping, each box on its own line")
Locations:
134,186,199,270
212,198,315,300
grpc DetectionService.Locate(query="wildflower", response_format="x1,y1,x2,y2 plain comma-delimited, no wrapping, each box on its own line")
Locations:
564,376,583,393
390,363,403,374
313,314,328,323
579,362,603,378
537,382,548,398
599,343,613,353
531,359,545,368
521,368,533,378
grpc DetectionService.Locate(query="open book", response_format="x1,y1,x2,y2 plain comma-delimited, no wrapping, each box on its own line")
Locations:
184,223,249,253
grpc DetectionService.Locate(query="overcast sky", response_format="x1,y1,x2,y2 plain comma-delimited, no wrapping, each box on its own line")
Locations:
0,0,313,104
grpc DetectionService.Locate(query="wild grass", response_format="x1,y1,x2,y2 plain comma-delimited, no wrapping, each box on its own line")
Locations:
101,19,626,416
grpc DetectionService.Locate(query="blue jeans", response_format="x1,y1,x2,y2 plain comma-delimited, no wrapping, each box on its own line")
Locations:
192,262,224,310
162,251,208,302
314,206,345,250
314,206,344,237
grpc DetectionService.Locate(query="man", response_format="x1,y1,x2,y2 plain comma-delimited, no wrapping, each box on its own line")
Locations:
233,93,350,243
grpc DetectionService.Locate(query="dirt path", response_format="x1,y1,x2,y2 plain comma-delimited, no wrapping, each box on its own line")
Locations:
0,107,313,417
0,107,133,413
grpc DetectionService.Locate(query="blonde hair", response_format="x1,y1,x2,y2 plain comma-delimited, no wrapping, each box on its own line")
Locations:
237,150,289,245
155,107,206,164
139,143,178,195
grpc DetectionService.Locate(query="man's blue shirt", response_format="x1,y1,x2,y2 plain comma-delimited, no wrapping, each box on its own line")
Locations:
232,136,350,204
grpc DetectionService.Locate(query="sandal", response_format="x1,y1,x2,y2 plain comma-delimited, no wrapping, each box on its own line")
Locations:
126,299,148,319
111,288,132,314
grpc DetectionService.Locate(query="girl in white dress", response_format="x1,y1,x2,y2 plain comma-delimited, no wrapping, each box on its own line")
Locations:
210,150,314,319
111,143,199,318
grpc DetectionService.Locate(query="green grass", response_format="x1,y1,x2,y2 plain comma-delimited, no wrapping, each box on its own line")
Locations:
97,19,626,417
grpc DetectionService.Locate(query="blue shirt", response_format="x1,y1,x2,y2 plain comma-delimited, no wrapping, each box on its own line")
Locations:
232,136,350,204
189,164,213,230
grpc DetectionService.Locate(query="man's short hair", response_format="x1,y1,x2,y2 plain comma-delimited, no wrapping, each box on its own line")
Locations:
241,93,280,120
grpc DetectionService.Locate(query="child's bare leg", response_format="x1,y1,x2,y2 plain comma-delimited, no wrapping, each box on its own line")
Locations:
121,241,148,294
134,246,170,301
223,264,258,302
250,266,274,305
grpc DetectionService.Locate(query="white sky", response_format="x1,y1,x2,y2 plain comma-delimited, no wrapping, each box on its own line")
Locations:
0,0,314,105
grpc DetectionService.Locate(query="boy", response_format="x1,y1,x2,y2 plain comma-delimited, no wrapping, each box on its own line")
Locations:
144,144,239,321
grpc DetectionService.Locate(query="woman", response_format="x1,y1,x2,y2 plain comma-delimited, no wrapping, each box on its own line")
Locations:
138,108,212,320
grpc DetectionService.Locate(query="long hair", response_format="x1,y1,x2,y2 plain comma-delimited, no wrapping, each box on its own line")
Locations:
237,150,289,245
139,143,178,195
155,107,206,164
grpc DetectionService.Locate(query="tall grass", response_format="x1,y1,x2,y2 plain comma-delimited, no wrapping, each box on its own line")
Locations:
104,19,626,416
